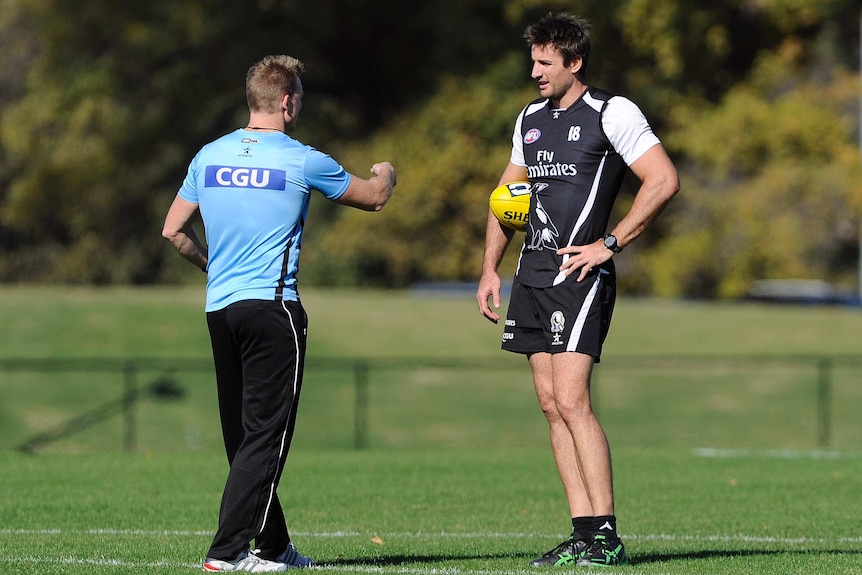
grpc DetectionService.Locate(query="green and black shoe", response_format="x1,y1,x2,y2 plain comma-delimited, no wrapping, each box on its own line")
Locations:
529,537,589,567
576,533,628,567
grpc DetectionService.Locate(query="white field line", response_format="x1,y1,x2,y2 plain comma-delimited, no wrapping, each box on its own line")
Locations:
691,447,862,459
3,555,200,569
2,528,861,545
0,557,571,575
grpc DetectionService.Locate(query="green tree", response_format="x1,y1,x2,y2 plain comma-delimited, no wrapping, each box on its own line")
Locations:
0,0,525,283
304,55,532,287
646,23,862,298
0,0,860,299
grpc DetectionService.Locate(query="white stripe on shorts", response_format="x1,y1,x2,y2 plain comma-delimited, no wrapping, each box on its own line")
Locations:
566,272,601,352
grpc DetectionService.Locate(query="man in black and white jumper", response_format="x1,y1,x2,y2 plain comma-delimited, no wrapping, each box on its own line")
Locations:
477,12,679,568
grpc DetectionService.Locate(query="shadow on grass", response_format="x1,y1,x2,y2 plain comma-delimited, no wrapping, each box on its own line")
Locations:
323,548,862,568
634,548,862,564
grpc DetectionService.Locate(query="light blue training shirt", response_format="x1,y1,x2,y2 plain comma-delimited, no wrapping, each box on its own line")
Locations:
178,129,351,311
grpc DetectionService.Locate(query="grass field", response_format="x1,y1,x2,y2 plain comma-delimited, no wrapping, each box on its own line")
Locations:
1,448,860,574
1,285,861,358
0,286,861,573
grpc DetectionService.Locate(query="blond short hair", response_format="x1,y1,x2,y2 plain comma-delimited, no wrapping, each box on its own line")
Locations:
246,55,306,113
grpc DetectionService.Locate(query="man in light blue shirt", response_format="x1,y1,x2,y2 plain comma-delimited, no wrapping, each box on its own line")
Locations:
163,54,396,573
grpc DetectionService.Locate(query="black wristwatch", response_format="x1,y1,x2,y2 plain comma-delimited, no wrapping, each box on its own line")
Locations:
603,234,622,253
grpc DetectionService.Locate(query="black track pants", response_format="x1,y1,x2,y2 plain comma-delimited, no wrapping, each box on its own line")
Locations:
204,299,307,561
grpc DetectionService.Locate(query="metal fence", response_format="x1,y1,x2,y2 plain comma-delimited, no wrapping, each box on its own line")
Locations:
2,355,861,453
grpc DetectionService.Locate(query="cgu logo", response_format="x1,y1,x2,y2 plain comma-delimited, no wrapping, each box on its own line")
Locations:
205,165,286,190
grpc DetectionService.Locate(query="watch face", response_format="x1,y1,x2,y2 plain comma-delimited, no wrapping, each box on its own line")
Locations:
604,234,619,252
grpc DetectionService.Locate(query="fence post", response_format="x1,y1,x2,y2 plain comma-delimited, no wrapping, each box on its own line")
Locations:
817,358,832,449
123,360,138,452
354,361,369,449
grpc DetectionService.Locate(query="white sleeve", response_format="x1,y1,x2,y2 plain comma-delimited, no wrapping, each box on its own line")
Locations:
509,110,526,167
602,96,661,166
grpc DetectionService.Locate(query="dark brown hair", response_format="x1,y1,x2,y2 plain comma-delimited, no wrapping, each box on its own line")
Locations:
524,13,591,82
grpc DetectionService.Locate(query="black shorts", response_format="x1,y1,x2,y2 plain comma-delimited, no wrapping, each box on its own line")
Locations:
502,270,616,361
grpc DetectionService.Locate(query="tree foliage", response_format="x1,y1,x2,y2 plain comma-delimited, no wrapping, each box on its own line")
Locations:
0,0,860,298
303,55,533,287
651,24,862,297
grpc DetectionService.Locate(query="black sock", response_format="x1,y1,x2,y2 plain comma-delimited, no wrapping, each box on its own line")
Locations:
571,516,593,541
593,515,618,539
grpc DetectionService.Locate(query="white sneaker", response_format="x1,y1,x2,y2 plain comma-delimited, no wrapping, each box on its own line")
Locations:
250,543,313,569
204,550,288,572
204,551,245,572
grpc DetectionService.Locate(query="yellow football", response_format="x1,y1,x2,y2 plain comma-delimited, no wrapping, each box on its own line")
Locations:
489,181,531,231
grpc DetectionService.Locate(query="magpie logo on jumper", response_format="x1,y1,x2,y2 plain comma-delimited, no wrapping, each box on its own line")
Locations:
550,311,565,346
526,195,560,252
527,150,577,179
205,166,286,190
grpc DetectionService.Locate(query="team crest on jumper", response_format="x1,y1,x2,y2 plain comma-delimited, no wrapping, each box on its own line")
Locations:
527,195,560,252
550,311,565,346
